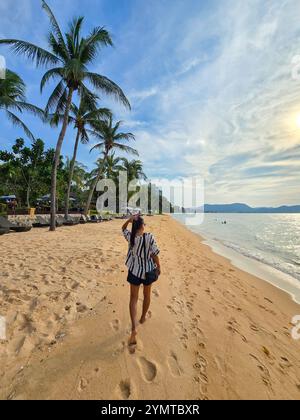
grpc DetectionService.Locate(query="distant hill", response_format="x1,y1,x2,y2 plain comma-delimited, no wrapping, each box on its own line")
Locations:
186,203,300,213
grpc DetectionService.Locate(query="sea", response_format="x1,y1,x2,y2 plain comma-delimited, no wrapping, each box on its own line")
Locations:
174,213,300,304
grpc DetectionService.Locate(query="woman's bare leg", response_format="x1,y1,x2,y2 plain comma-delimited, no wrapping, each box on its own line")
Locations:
129,284,140,345
140,285,152,324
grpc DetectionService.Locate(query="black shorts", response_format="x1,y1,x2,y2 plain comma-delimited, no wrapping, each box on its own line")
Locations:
127,271,157,286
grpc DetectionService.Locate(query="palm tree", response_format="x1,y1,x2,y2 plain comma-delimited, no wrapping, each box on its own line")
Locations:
0,0,130,231
105,154,124,180
0,69,44,140
120,158,147,184
51,97,111,218
56,157,88,209
84,116,138,216
88,153,123,190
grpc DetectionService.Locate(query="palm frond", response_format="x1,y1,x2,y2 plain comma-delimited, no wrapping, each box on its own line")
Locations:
113,143,139,156
48,33,69,62
48,111,73,127
41,1,68,56
0,69,26,102
54,86,68,115
78,84,99,110
90,142,105,153
85,107,111,121
80,129,90,144
114,132,135,142
6,110,35,140
0,97,23,112
84,72,131,109
79,27,113,63
40,67,64,93
68,17,85,55
112,120,123,133
14,101,46,121
0,39,60,67
44,79,66,115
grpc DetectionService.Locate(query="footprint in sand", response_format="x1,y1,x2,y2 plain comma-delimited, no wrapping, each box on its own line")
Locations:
167,305,177,316
78,377,89,393
113,341,126,357
279,356,292,369
152,289,160,298
138,357,157,383
118,379,132,400
111,319,120,332
250,354,272,389
194,353,209,397
167,352,183,377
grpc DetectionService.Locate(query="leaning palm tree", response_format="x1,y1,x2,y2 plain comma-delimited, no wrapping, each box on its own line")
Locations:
0,0,130,231
0,69,44,140
51,97,111,218
84,116,138,216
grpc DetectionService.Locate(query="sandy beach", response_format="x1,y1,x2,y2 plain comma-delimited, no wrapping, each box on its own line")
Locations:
0,215,300,400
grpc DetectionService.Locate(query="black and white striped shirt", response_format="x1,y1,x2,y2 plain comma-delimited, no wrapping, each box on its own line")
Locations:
123,229,160,280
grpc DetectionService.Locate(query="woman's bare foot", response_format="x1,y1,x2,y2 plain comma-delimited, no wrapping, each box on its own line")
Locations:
128,331,137,347
140,316,146,324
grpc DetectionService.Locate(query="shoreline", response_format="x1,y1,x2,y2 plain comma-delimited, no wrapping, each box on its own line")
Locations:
1,215,300,400
203,237,300,305
173,215,300,306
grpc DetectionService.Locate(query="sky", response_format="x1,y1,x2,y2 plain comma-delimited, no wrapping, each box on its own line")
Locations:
1,0,300,206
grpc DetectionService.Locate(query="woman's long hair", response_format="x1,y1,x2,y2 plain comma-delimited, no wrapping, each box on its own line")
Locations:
130,216,144,248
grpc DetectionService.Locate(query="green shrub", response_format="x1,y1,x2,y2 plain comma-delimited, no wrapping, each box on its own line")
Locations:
0,203,7,217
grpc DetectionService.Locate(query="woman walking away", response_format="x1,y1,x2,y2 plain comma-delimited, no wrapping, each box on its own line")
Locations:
122,216,161,347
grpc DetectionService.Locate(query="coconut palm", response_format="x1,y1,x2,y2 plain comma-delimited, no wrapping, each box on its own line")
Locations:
88,153,122,188
120,158,147,183
105,154,124,180
0,70,44,140
51,97,111,218
84,116,138,215
0,0,130,230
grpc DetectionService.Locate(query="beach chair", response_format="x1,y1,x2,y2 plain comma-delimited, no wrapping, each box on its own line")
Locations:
86,215,98,224
69,216,80,225
0,227,10,236
80,215,88,224
102,215,112,222
90,215,101,223
56,215,76,226
0,216,32,233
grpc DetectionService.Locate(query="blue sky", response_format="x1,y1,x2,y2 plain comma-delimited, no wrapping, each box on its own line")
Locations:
1,0,300,206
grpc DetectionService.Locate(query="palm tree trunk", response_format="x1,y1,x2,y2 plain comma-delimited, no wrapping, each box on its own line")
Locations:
26,184,30,209
65,129,81,219
84,152,108,216
50,87,74,231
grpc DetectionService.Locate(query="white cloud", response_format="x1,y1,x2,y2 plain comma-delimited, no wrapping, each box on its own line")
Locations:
123,0,300,206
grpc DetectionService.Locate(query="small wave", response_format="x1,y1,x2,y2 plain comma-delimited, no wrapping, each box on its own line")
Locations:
211,238,300,281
